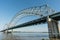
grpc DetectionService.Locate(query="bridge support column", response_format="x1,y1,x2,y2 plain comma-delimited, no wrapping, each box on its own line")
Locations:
47,18,59,39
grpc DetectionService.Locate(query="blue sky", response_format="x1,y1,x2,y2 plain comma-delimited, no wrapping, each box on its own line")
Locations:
0,0,60,32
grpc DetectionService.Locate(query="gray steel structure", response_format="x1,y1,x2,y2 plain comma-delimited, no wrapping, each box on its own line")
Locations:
1,12,60,31
1,5,60,38
7,5,55,28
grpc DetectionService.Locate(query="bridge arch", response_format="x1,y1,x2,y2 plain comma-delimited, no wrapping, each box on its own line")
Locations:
7,5,55,28
2,5,60,39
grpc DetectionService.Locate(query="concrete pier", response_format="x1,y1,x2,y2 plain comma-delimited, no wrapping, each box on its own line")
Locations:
47,18,59,39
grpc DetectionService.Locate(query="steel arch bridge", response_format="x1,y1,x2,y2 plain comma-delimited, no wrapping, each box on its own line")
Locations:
1,4,60,38
7,5,55,28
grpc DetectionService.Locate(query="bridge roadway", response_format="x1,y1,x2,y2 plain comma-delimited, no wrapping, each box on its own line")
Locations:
1,12,60,32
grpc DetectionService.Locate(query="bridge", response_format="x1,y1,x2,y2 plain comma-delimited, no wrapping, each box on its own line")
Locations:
1,5,60,39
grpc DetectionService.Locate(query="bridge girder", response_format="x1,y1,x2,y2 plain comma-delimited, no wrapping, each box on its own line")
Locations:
6,4,55,28
1,12,60,32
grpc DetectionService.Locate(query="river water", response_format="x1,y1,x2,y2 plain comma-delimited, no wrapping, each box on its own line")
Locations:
0,32,49,40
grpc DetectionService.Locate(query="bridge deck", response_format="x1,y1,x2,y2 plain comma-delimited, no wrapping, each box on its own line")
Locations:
1,12,60,32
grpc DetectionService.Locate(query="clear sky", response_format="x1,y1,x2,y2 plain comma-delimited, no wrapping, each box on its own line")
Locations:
0,0,60,32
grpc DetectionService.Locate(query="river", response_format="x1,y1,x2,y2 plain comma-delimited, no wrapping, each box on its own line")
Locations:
0,32,49,40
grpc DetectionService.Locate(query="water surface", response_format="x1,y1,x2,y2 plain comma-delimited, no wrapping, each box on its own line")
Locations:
0,32,49,40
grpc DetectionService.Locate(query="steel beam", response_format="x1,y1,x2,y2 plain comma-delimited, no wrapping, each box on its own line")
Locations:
1,12,60,32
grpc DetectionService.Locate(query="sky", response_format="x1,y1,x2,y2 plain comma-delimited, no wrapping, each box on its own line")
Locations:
0,0,60,32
